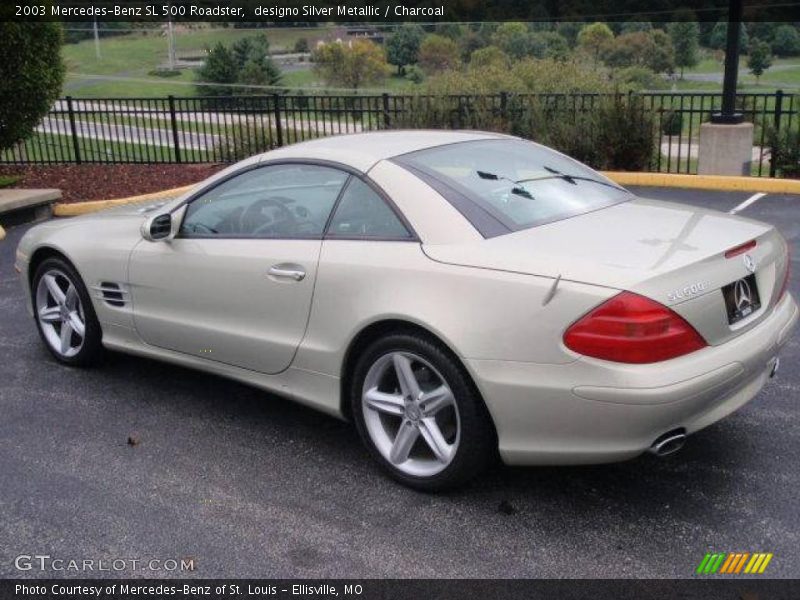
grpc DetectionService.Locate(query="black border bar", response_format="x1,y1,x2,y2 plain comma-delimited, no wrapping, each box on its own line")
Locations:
4,1,800,23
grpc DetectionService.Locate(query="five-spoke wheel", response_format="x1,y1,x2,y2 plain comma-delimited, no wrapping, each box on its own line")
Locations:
362,351,460,477
352,332,495,490
36,269,87,358
32,257,103,366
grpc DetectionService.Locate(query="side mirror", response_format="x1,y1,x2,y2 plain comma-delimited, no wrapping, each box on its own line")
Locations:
141,213,173,242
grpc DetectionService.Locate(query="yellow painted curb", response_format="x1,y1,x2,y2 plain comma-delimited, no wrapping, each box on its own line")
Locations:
53,184,195,217
0,224,5,241
603,171,800,194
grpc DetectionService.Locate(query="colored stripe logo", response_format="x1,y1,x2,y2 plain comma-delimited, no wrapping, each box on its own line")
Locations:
696,552,773,575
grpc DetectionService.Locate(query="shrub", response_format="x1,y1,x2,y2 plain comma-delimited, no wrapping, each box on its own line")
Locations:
613,66,664,91
393,92,656,172
661,110,683,136
469,46,511,69
767,126,800,178
214,122,276,162
509,95,656,171
148,68,182,78
423,58,612,96
404,65,425,84
293,38,310,54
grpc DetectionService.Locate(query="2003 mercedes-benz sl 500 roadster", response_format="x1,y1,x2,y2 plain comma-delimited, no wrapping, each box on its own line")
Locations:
15,131,798,489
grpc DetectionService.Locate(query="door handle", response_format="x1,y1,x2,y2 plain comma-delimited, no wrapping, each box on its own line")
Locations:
268,264,306,281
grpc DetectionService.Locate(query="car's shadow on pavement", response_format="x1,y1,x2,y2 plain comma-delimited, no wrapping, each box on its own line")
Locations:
94,347,748,510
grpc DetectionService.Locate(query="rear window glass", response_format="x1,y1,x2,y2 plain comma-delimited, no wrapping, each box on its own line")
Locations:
394,139,632,236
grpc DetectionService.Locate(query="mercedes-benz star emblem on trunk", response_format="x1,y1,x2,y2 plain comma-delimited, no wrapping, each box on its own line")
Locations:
743,254,756,273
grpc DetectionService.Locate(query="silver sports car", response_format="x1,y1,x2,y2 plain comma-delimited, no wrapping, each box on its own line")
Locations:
15,131,798,489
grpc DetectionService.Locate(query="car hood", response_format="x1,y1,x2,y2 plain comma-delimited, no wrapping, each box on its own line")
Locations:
73,199,176,220
423,196,776,300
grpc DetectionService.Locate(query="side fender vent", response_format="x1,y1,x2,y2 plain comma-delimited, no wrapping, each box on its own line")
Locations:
93,282,129,308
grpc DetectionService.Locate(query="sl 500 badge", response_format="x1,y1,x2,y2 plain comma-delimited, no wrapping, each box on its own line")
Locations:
668,282,708,302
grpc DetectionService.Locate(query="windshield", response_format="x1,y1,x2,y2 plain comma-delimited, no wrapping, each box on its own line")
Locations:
394,139,632,237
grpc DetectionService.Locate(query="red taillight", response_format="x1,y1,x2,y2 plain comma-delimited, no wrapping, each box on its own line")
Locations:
725,239,757,258
564,292,707,364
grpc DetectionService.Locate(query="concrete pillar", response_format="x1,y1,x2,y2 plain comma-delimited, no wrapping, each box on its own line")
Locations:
697,122,754,176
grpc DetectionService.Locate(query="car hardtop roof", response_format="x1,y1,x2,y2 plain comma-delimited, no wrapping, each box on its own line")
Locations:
256,130,514,172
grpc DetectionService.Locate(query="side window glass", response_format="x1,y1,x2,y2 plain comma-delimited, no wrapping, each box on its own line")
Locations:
327,178,412,239
181,164,349,238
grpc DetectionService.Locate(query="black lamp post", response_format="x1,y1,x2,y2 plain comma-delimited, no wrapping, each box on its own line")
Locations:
711,0,744,124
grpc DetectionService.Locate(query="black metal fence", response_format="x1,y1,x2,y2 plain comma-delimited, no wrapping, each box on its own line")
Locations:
2,91,797,177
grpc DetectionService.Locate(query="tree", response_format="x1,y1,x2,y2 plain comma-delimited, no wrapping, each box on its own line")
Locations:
748,38,773,84
621,21,653,34
197,36,282,96
577,22,614,63
668,19,700,78
556,22,582,47
709,21,749,52
238,54,282,92
603,31,674,74
469,46,510,69
772,25,800,57
233,35,281,90
649,30,676,74
418,34,460,74
491,22,531,60
196,43,240,96
458,29,487,62
0,23,65,153
530,31,570,60
435,23,463,40
312,40,389,89
386,24,424,75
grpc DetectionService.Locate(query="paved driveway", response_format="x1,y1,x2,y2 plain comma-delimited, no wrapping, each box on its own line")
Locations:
0,187,798,578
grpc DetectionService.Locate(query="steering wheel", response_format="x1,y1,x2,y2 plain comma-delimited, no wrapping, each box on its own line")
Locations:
239,197,297,236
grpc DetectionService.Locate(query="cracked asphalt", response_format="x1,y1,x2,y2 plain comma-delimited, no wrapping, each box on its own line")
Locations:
0,187,798,579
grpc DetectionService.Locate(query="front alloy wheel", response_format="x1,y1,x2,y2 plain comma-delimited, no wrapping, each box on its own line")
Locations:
36,269,87,358
352,332,495,490
32,257,103,366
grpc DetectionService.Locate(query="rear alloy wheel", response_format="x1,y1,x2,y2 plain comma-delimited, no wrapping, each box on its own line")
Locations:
33,258,103,366
352,333,495,490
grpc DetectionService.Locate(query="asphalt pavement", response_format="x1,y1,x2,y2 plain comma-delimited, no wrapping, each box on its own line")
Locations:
0,186,798,579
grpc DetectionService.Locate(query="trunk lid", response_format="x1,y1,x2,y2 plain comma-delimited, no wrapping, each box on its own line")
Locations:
423,197,789,345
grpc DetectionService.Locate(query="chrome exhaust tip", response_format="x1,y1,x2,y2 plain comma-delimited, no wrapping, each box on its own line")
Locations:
648,429,687,457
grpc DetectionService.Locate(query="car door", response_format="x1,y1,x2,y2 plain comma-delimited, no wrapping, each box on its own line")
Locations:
128,162,350,374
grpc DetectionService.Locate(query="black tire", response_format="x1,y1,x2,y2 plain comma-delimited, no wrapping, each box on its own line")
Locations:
350,331,496,491
32,257,104,367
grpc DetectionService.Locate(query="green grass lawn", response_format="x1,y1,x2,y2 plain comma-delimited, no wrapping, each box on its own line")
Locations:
63,27,329,98
679,55,800,91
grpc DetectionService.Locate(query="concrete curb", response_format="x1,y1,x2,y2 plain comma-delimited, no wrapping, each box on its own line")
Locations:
605,172,800,194
46,172,800,219
53,184,196,217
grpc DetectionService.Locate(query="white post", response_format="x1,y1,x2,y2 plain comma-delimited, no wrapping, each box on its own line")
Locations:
93,18,101,60
167,21,176,70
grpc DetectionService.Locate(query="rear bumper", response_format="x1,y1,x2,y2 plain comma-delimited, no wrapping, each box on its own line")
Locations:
467,293,798,466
